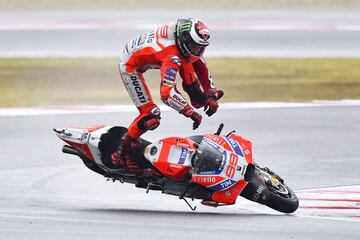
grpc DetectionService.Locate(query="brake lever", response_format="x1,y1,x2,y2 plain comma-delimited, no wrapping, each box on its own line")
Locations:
226,130,236,137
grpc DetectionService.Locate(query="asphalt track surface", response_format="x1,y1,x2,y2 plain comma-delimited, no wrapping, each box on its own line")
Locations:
1,104,360,239
1,10,360,57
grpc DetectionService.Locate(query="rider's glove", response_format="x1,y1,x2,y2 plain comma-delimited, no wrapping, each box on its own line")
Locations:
181,105,202,130
204,88,224,117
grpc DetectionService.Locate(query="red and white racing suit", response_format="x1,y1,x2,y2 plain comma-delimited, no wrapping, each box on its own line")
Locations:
118,22,216,139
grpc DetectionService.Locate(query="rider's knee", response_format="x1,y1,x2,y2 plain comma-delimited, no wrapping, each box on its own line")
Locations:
137,107,161,132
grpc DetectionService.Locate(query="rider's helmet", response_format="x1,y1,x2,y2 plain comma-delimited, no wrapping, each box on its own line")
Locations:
175,18,211,62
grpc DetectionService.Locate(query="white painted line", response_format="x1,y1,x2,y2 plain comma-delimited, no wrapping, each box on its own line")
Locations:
295,185,360,222
0,100,360,117
235,184,360,222
220,100,360,109
0,105,138,117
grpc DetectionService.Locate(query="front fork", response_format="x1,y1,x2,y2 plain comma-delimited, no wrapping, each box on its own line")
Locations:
240,164,283,204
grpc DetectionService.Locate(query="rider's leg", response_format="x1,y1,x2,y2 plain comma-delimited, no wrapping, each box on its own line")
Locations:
126,103,161,139
114,64,161,168
119,63,161,137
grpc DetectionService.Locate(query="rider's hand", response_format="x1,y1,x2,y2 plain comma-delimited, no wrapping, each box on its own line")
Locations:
204,88,224,117
181,106,202,130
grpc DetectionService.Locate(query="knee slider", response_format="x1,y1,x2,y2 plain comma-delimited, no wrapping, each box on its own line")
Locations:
137,107,161,132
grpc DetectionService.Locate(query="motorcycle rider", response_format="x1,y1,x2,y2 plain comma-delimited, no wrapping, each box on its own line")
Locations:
113,18,223,168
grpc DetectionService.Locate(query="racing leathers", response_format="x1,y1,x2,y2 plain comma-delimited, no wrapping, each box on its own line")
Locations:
118,21,222,143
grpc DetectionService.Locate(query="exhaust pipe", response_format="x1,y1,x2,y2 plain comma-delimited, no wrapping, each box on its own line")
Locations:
62,145,81,156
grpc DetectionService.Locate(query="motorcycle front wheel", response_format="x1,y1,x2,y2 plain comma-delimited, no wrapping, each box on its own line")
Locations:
240,164,299,213
263,179,299,213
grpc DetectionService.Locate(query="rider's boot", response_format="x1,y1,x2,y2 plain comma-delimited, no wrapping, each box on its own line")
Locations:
111,151,123,167
111,133,141,171
112,110,160,170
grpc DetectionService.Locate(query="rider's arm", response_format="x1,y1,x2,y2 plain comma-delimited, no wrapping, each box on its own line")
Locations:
192,56,215,94
192,57,224,116
160,57,202,129
159,58,189,113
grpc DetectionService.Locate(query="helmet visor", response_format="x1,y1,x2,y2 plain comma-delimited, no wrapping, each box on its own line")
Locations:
186,41,206,57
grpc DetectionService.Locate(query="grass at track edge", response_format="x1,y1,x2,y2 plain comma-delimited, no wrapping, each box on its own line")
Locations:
1,57,359,107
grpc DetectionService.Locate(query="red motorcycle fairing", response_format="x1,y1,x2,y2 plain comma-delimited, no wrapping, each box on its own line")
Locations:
63,140,95,162
228,133,253,165
144,137,197,181
203,133,253,165
145,133,255,206
211,180,248,205
57,126,254,206
190,133,254,205
55,125,299,213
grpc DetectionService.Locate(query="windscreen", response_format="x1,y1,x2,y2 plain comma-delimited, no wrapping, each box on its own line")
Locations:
192,138,224,173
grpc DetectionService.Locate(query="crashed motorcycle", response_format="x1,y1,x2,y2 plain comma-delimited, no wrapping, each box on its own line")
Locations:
54,124,299,213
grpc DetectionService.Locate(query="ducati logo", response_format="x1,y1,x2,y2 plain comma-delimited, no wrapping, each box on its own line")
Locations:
130,75,147,103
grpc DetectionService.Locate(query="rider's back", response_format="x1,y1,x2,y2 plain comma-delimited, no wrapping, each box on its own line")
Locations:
120,22,180,71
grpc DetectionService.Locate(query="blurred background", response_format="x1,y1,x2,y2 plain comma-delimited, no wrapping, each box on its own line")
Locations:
1,2,360,239
0,0,359,107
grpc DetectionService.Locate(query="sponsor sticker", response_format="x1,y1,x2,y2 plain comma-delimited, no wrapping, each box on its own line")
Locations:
164,74,175,81
252,185,266,202
167,99,184,112
172,94,187,105
166,67,177,75
178,148,188,164
209,179,237,191
226,137,244,157
127,75,148,106
180,21,192,32
163,80,175,87
194,176,217,183
137,33,147,46
147,31,155,43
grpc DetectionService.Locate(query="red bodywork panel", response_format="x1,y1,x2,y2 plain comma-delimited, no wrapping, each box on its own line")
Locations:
153,137,197,181
191,133,254,205
202,133,253,164
64,140,95,162
192,176,226,187
229,133,254,164
211,180,248,205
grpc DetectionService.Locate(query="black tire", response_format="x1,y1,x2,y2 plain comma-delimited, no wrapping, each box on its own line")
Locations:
240,167,299,213
263,182,299,213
